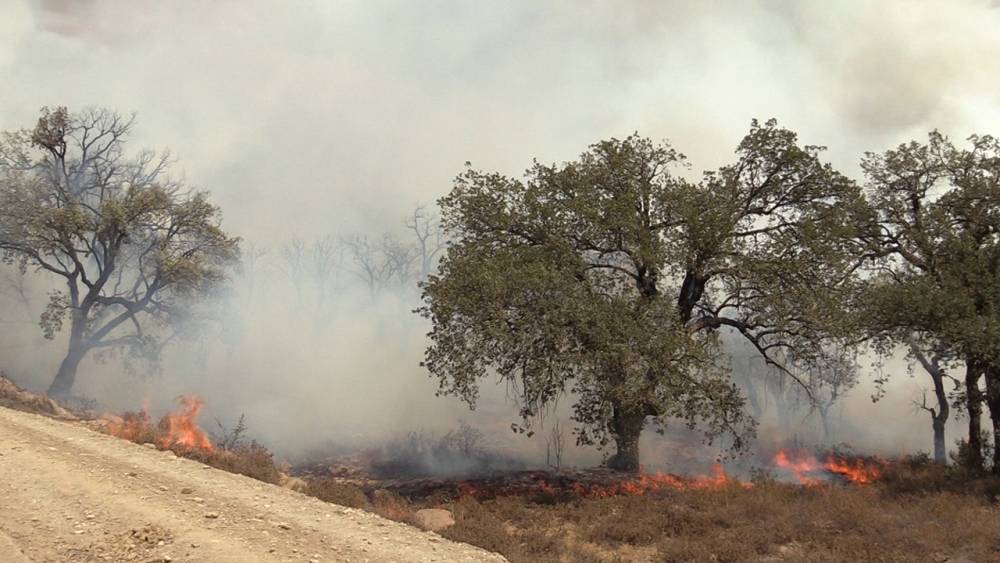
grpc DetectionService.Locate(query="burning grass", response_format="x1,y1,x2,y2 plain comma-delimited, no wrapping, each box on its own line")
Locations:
87,400,1000,561
101,396,283,485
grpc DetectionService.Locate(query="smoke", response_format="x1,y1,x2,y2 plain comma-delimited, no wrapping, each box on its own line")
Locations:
1,0,998,469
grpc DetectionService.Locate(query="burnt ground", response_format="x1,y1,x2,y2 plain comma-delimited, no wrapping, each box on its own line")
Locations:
291,454,1000,562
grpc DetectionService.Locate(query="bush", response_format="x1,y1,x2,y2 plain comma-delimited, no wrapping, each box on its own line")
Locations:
184,442,283,485
951,432,995,472
302,478,371,509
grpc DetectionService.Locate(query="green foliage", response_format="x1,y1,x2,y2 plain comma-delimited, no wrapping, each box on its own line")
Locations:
420,120,866,457
862,132,1000,358
0,107,239,392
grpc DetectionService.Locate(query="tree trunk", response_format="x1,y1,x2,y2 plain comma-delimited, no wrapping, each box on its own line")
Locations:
983,363,1000,474
606,406,646,473
48,307,90,399
819,405,832,444
48,341,86,399
965,359,985,473
932,416,947,464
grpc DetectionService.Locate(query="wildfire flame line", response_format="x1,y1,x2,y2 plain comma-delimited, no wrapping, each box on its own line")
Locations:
457,464,749,501
773,448,883,485
104,395,214,453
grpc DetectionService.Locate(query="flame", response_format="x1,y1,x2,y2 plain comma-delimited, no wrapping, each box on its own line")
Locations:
104,395,214,453
457,464,747,501
773,449,882,485
159,395,214,452
823,456,881,485
773,449,823,485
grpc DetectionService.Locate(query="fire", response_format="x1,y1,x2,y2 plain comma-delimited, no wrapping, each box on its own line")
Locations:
104,395,214,453
159,395,214,452
823,456,881,485
773,449,882,485
456,464,747,501
105,397,152,442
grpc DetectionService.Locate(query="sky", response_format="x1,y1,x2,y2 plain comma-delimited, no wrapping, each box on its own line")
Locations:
1,0,999,465
3,0,999,239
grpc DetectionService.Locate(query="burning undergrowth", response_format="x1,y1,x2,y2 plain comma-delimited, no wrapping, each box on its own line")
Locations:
100,395,282,485
70,395,1000,562
770,447,885,486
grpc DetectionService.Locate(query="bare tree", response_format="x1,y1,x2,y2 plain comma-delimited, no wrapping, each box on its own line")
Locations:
406,204,446,282
545,419,566,471
280,237,307,304
236,243,269,302
341,232,417,299
0,107,239,397
310,235,341,308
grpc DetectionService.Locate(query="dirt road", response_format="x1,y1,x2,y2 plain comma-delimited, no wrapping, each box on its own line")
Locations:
0,406,507,562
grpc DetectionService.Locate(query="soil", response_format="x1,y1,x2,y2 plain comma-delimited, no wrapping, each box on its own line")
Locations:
0,405,507,563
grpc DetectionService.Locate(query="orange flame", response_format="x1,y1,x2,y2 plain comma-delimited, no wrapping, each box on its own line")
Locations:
773,449,823,485
773,449,882,485
160,395,214,452
823,456,881,484
105,397,152,442
457,464,747,501
104,395,214,453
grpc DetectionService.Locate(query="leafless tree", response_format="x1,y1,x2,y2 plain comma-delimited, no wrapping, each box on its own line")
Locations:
406,204,446,282
340,232,417,299
546,419,566,471
280,237,307,303
309,235,341,309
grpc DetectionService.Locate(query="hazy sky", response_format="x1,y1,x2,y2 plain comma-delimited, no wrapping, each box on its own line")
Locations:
3,0,999,240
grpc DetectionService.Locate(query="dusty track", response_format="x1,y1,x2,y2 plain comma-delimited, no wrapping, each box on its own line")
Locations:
0,406,506,562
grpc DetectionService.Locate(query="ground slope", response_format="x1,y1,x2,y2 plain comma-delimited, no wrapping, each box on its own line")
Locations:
0,405,506,563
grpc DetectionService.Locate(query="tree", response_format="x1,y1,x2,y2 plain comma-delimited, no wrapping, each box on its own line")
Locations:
341,232,417,299
861,131,1000,472
420,121,867,471
907,338,958,463
406,204,446,282
0,107,239,398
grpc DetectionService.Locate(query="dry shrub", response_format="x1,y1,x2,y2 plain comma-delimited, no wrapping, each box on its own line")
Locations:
878,454,1000,500
372,489,412,521
302,478,370,509
100,410,283,485
183,442,283,485
0,372,75,418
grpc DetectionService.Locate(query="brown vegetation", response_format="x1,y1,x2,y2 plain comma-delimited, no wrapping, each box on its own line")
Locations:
435,477,1000,562
99,404,284,485
0,372,75,419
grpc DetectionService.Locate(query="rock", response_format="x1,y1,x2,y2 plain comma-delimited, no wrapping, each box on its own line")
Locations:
204,512,219,519
776,542,804,558
412,509,455,532
276,522,292,530
179,487,193,495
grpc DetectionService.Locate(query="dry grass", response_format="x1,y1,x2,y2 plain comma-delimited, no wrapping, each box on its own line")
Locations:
181,441,283,485
96,409,285,485
433,477,1000,562
302,478,372,509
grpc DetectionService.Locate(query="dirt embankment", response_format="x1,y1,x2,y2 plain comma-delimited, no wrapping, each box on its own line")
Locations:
0,405,506,563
